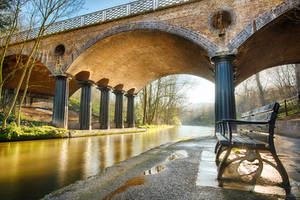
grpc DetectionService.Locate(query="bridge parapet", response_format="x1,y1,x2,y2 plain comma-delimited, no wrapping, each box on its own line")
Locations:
7,0,195,44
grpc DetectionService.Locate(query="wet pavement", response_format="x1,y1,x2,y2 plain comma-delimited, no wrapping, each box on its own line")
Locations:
43,135,300,200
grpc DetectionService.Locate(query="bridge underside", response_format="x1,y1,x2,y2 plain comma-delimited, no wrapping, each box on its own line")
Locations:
235,8,300,85
66,30,213,93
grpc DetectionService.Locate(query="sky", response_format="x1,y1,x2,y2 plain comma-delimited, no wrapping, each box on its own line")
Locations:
79,0,135,15
77,1,215,104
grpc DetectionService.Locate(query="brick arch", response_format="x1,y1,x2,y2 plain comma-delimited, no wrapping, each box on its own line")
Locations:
5,49,55,73
227,0,300,85
3,53,57,96
62,21,219,72
227,0,300,50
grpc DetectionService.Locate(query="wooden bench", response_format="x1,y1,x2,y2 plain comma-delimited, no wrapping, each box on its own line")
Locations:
215,102,290,191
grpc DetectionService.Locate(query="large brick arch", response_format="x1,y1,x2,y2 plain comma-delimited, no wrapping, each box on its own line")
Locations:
62,21,219,72
4,49,55,73
227,0,300,50
227,0,300,85
2,53,57,96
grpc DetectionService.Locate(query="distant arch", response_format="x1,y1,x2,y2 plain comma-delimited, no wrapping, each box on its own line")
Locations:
2,54,57,95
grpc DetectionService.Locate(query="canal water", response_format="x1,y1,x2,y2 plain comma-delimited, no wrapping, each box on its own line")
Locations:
0,125,214,200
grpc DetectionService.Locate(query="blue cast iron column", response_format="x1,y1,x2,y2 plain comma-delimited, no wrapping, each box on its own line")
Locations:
52,75,69,129
99,86,111,129
125,93,135,128
79,81,92,130
113,90,124,128
212,54,236,128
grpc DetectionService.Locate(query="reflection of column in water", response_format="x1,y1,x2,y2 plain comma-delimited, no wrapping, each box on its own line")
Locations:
83,138,100,178
125,134,133,159
58,139,69,186
142,131,147,152
99,136,107,171
120,134,125,161
106,136,114,167
132,133,142,157
113,136,121,163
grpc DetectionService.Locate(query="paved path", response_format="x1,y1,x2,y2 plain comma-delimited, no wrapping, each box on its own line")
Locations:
43,136,300,200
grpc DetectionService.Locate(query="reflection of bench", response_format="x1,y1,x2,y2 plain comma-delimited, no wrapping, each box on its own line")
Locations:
215,103,290,191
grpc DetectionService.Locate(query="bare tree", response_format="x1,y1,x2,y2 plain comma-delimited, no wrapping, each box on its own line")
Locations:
295,64,300,105
1,0,84,129
137,75,190,125
270,64,297,98
255,73,266,106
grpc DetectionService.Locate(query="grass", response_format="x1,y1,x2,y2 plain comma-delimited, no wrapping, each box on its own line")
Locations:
138,124,174,131
278,109,300,118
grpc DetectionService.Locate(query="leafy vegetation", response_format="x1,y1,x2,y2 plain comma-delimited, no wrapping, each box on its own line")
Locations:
278,102,300,118
138,124,173,130
0,124,69,142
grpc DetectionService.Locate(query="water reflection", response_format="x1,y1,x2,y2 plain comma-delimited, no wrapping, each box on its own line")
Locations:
0,125,213,200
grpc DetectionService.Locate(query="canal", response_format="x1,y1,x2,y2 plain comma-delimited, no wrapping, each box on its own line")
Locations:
0,125,214,200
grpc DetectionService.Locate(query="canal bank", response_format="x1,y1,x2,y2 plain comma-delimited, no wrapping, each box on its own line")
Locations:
0,127,148,142
43,135,300,200
0,124,177,142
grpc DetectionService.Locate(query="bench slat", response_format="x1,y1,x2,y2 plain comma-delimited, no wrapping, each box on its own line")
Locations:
232,135,266,149
241,103,278,118
242,112,273,122
240,131,269,143
216,133,266,149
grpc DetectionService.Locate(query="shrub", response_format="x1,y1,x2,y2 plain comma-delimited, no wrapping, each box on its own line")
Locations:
0,124,69,141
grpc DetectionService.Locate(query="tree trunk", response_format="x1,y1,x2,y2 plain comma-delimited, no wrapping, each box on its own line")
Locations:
255,73,266,106
142,87,147,125
295,64,300,105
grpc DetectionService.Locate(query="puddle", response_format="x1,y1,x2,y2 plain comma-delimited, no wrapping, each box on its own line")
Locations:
144,165,166,175
143,150,187,176
167,150,188,161
103,176,145,200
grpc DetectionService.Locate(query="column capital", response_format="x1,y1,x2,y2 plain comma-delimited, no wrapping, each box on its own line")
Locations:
211,54,236,63
51,73,71,79
97,86,112,91
125,93,136,97
77,80,94,86
113,90,125,95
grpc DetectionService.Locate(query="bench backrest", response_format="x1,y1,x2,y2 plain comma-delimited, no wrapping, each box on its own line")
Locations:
239,102,280,144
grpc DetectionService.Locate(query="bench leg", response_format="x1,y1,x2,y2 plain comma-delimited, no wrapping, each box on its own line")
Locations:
215,141,220,154
268,147,290,192
215,145,226,166
217,146,232,180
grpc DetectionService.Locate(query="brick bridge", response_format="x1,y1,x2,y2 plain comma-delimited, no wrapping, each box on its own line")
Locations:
2,0,300,129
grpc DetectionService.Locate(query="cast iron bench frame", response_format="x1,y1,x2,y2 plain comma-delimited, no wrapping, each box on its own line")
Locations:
215,102,290,191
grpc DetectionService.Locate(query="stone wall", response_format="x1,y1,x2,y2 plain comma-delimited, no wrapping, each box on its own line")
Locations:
276,120,300,138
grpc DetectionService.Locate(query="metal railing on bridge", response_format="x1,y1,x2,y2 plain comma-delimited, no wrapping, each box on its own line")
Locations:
8,0,194,44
